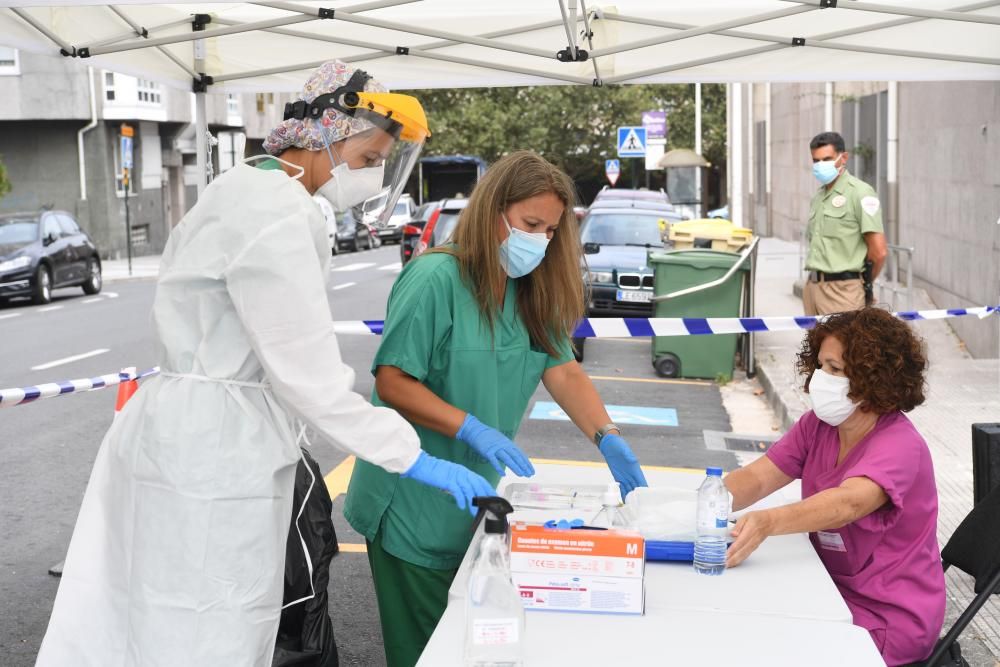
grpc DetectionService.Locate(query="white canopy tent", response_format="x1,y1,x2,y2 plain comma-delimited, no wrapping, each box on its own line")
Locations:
3,0,999,192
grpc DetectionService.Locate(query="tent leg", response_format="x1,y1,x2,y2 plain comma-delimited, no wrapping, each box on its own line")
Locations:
196,92,208,197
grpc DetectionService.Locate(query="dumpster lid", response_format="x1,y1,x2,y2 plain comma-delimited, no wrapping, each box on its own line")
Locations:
648,249,747,270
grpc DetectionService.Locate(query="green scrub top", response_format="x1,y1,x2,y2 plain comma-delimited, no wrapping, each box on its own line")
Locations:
344,251,574,570
805,170,884,274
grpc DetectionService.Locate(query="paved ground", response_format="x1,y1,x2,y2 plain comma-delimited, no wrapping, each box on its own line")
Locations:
1,243,769,666
754,236,1000,667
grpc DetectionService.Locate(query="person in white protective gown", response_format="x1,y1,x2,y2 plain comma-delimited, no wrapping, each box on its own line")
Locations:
36,61,495,667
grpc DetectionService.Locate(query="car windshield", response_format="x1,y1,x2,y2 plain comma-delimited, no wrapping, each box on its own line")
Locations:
0,217,40,245
363,192,388,213
580,213,663,247
392,201,409,216
431,211,462,247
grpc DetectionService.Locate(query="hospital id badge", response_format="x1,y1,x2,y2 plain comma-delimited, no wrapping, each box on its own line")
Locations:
816,530,847,552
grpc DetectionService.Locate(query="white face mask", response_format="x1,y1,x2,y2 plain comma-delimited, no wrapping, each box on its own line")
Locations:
316,141,385,211
809,368,859,426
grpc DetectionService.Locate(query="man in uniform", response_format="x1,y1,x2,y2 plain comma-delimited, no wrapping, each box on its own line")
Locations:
803,131,888,315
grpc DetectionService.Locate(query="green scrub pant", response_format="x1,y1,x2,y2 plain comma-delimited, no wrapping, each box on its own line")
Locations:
366,529,458,667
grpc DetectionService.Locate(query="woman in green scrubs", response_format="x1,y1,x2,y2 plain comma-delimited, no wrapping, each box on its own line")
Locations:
344,150,648,667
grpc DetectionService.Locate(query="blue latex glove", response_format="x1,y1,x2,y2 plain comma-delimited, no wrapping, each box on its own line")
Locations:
598,433,648,500
456,414,536,478
402,451,496,516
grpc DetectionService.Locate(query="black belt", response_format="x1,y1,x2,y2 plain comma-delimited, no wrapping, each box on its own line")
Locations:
809,270,861,282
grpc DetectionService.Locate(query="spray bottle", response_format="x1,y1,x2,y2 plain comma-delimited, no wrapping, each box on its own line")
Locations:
464,496,524,667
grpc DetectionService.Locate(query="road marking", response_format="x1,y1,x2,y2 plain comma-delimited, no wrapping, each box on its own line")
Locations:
589,375,713,387
529,400,678,426
331,262,376,272
81,298,103,304
324,455,356,501
530,457,702,474
31,348,110,371
104,291,119,299
332,282,356,291
37,305,63,313
0,313,21,320
339,543,368,553
378,262,402,271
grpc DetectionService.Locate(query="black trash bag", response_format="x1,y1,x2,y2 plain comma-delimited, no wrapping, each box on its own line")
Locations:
272,448,340,667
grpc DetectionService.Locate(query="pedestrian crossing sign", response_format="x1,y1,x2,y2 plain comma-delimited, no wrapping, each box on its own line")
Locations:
617,126,647,158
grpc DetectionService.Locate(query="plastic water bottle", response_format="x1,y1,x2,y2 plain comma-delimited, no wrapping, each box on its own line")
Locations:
592,485,629,529
694,467,729,576
465,497,524,667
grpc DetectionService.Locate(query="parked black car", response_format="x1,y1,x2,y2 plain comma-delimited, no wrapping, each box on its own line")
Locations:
0,210,102,305
400,200,442,265
335,207,378,252
573,207,666,361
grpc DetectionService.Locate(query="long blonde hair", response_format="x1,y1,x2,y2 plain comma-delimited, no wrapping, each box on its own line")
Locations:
433,150,584,356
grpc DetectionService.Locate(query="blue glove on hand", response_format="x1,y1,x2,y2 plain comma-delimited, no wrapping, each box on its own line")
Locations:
456,414,536,478
598,433,648,500
402,451,496,516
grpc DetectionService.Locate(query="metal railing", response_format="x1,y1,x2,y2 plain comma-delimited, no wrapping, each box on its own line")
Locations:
875,243,915,312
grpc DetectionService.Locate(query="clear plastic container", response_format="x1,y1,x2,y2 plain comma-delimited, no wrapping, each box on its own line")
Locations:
591,486,630,529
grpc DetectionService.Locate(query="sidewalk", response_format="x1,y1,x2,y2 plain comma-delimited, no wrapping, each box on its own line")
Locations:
102,254,162,283
753,236,1000,666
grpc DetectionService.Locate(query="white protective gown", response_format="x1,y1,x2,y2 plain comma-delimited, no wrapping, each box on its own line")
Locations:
36,163,421,666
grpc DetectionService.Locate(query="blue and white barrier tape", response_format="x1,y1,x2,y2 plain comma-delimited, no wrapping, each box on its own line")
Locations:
1,367,160,408
2,306,995,408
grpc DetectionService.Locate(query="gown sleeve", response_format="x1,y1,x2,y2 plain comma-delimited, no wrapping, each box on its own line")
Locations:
223,210,420,474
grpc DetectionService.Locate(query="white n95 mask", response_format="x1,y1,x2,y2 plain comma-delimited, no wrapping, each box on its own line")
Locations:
317,160,385,212
809,368,859,426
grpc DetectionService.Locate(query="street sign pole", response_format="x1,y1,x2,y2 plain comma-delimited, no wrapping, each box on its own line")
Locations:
120,124,134,276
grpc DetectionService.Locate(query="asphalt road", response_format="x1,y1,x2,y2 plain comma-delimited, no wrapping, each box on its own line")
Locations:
0,243,740,666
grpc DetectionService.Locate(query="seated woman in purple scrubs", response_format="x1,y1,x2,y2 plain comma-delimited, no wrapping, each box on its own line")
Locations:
724,307,945,666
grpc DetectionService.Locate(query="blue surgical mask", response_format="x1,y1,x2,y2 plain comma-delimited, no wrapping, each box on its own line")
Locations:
499,213,550,278
812,157,841,185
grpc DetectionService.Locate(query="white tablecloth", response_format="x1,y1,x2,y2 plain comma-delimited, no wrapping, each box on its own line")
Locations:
419,463,883,667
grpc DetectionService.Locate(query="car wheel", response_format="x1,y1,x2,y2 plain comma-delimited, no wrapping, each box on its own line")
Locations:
32,265,52,305
572,337,585,362
653,353,681,378
82,258,102,295
331,241,339,256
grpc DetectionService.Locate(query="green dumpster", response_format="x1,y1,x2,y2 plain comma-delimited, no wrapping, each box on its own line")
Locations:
648,250,749,380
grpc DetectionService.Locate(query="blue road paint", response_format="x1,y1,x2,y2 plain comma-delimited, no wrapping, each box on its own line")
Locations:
529,401,678,427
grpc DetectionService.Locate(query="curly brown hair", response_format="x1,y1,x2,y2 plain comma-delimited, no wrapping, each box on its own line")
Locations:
797,307,927,414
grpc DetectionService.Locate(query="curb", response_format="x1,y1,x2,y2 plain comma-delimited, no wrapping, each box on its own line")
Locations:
103,275,158,284
753,355,806,432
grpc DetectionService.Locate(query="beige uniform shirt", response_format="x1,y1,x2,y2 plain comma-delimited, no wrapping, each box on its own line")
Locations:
805,170,883,274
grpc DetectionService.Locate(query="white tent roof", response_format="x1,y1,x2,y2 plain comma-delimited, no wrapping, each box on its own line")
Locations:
2,0,999,93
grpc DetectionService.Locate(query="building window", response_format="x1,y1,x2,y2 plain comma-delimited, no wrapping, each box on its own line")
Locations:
104,71,116,101
0,46,19,75
256,93,265,114
227,94,240,115
137,79,162,105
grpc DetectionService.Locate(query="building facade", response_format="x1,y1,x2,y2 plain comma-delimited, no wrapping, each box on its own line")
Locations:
0,46,293,259
728,81,1000,358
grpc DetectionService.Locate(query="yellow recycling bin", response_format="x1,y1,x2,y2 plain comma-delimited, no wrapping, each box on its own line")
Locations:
669,219,753,252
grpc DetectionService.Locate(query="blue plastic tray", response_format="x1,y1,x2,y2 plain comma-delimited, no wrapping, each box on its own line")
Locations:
646,540,696,561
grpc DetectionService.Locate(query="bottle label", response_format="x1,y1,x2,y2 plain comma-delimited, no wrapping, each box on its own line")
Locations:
472,618,520,646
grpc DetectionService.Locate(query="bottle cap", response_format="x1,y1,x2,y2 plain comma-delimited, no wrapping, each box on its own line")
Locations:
706,466,723,477
471,496,516,535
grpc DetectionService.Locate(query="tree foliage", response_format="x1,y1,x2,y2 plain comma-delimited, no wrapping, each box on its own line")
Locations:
409,83,726,196
0,154,11,202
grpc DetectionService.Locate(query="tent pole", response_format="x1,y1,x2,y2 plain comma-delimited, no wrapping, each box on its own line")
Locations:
212,46,593,86
107,6,198,79
588,5,814,59
84,14,320,57
196,93,208,197
695,82,702,212
88,16,196,49
731,83,744,228
780,0,1000,26
10,8,74,54
578,0,602,83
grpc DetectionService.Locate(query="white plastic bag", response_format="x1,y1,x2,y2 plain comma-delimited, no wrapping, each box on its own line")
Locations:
623,486,698,542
